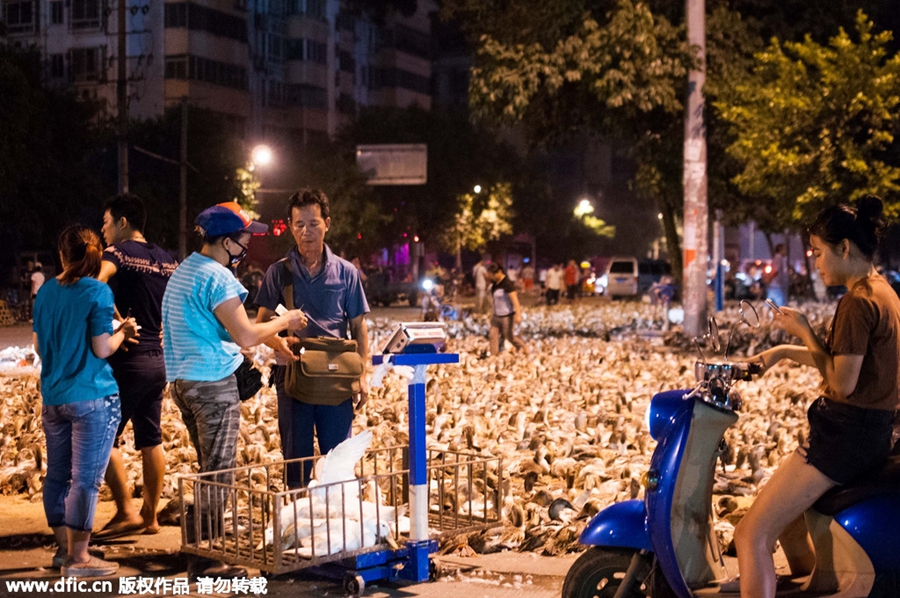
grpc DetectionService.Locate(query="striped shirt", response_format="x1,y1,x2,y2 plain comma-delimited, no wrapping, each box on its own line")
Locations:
161,252,248,382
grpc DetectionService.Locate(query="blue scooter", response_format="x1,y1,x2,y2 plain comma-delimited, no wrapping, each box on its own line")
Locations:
563,301,900,597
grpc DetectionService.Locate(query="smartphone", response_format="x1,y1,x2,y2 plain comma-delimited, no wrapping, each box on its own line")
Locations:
765,298,783,314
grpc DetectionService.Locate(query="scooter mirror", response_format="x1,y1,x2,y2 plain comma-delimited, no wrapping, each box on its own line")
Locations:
739,300,760,328
707,317,721,353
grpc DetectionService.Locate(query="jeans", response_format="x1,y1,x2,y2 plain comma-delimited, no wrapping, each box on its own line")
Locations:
42,395,120,531
272,366,353,488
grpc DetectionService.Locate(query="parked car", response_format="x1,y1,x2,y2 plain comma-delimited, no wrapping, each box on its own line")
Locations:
603,257,672,297
604,257,638,297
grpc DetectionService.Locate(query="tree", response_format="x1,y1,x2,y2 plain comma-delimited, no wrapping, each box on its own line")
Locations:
442,183,514,268
335,106,545,257
457,0,691,144
715,12,900,226
0,46,109,278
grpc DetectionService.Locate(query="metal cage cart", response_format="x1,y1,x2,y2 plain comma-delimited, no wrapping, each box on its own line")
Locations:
180,347,500,594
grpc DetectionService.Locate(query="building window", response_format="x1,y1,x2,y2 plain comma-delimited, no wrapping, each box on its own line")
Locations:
164,55,188,79
285,0,324,19
285,83,326,109
164,2,248,43
70,0,102,30
51,1,64,25
336,92,355,115
338,50,354,74
285,38,326,64
267,34,283,62
70,47,101,81
369,67,431,95
164,54,248,91
165,3,187,27
5,1,36,34
49,54,65,78
268,80,284,107
335,10,353,32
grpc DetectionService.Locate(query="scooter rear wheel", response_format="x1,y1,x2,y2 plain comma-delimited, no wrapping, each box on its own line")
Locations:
562,547,672,598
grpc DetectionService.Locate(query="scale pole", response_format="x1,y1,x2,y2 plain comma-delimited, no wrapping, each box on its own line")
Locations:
407,365,429,542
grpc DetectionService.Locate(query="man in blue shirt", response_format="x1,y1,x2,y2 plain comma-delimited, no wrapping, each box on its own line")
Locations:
255,188,370,488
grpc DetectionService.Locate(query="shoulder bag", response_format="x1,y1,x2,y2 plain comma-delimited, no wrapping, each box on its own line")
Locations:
280,260,364,405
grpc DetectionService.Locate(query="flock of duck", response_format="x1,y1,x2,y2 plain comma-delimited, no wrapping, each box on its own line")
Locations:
0,301,837,557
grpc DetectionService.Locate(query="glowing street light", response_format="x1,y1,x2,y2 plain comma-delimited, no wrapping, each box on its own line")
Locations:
251,144,273,168
574,198,595,218
473,184,482,194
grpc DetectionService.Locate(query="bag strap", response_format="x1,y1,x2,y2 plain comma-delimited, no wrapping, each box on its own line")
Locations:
281,259,297,337
281,259,294,310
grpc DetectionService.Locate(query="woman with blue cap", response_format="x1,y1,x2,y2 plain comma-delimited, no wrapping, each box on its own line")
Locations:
161,202,307,579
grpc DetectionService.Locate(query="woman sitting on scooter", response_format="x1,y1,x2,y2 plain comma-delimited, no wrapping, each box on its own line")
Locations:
736,195,900,598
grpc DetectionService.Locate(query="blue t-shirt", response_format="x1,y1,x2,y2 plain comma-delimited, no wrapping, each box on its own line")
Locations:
33,277,118,405
102,240,178,353
161,252,248,382
255,244,369,340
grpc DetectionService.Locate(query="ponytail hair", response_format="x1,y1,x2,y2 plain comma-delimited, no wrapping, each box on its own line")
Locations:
807,195,887,260
58,224,103,285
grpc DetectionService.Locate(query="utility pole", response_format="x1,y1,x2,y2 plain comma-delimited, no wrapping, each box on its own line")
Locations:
178,99,188,260
117,0,129,193
682,0,708,336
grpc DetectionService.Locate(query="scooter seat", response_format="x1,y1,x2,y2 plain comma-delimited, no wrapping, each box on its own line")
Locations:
813,453,900,516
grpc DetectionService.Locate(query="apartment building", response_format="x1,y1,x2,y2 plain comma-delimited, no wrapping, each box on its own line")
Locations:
1,0,435,141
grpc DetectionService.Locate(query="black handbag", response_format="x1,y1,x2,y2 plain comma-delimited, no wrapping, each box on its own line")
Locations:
234,358,264,401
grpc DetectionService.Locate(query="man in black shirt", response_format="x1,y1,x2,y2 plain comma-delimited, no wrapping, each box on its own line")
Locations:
95,194,178,539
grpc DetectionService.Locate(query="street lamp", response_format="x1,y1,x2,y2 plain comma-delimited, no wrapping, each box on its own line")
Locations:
473,184,482,194
574,198,595,218
250,144,273,169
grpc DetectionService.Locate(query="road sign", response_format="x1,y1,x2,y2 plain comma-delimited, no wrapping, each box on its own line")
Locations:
356,144,427,185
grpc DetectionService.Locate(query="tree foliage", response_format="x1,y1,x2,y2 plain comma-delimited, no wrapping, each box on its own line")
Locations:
442,183,514,254
457,0,691,145
715,12,900,226
0,46,108,277
335,106,545,254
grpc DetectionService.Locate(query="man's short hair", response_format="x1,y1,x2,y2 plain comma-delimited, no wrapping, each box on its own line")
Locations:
288,188,330,220
488,263,504,274
104,193,147,233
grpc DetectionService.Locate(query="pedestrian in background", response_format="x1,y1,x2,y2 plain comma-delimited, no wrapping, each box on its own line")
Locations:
473,258,488,313
546,263,563,305
95,193,178,539
765,243,791,307
162,202,307,579
565,259,580,303
33,224,138,577
254,189,370,488
488,263,527,355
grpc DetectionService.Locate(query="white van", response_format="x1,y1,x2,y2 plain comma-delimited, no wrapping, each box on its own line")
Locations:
604,257,639,297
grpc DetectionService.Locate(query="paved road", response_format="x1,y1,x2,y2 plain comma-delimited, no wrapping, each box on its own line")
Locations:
0,495,574,598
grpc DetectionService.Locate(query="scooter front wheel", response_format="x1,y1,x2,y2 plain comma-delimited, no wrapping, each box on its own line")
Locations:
562,547,673,598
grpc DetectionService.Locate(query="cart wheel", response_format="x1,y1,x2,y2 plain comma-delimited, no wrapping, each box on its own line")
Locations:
429,560,442,581
343,573,365,596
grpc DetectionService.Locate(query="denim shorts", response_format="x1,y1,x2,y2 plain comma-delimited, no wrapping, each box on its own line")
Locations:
800,397,895,484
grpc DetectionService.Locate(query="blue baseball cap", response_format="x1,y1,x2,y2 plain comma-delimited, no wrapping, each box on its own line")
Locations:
195,202,268,237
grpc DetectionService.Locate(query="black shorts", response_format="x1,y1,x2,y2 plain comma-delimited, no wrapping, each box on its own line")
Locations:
801,397,894,484
108,349,166,449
